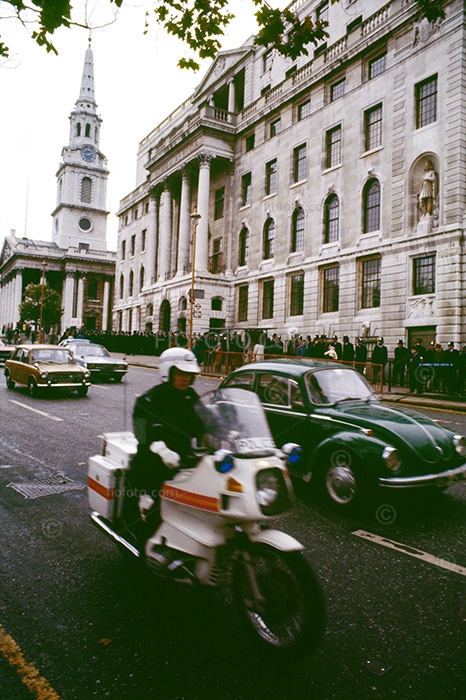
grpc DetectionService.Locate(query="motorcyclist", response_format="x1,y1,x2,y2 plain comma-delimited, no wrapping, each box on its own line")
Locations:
126,348,203,543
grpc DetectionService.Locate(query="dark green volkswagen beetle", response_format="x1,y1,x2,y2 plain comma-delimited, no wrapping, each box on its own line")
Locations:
220,359,466,509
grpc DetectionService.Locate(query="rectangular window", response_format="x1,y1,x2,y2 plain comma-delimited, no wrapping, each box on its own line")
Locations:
262,280,274,319
326,126,341,168
330,78,345,101
245,134,255,152
416,75,437,128
263,50,273,73
365,104,383,151
121,240,126,261
141,229,147,252
317,1,329,23
298,99,311,120
130,234,136,257
241,172,252,206
238,285,248,322
266,159,277,195
323,266,339,313
361,258,381,309
369,53,386,79
293,144,307,183
290,273,304,316
270,118,281,137
413,255,436,295
214,186,225,220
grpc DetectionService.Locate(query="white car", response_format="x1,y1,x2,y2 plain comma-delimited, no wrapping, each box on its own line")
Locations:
67,342,128,382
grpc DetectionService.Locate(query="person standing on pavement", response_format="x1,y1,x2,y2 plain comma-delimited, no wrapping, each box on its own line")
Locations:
342,335,355,363
372,337,388,385
355,338,368,374
393,340,410,387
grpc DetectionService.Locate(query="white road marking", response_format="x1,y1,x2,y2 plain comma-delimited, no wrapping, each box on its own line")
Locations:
352,529,466,577
88,384,111,390
9,400,64,422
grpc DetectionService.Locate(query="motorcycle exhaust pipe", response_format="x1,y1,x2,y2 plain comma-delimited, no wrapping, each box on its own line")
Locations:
90,511,140,559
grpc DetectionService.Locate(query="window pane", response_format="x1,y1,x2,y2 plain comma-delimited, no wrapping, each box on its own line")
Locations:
262,280,274,319
362,258,381,308
369,53,386,79
365,105,382,151
323,267,339,312
264,218,275,259
416,75,437,128
290,273,304,316
298,99,311,120
364,180,380,232
325,195,339,243
292,208,305,252
238,285,248,321
239,227,249,266
266,159,277,195
326,126,341,168
270,118,281,137
413,255,435,294
293,144,307,182
81,177,92,203
241,172,252,206
214,186,225,220
331,78,345,101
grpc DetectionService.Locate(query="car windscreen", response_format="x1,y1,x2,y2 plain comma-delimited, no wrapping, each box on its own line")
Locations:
71,345,108,357
31,350,74,364
305,368,374,405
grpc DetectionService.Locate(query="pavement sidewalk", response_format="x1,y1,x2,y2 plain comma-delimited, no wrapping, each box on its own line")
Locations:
113,352,466,413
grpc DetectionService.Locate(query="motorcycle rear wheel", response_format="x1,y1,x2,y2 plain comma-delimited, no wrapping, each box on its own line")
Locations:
232,544,325,657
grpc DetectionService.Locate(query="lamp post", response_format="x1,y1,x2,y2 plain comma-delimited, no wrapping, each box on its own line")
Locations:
188,207,201,350
38,259,47,343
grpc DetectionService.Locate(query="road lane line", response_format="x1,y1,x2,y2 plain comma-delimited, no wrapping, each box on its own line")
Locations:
352,530,466,577
0,623,61,699
9,400,64,422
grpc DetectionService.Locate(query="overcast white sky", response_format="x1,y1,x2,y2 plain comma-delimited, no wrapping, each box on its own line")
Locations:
0,0,257,252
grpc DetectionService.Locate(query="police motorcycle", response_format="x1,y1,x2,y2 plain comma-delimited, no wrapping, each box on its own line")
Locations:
88,387,325,655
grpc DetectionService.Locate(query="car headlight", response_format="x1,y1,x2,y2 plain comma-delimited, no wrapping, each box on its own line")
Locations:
256,468,291,516
40,371,48,379
83,370,91,379
453,435,466,457
382,446,401,471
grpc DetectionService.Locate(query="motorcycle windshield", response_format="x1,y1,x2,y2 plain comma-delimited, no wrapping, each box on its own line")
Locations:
197,388,276,456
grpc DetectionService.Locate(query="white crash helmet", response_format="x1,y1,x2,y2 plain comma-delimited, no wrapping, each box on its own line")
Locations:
159,347,201,382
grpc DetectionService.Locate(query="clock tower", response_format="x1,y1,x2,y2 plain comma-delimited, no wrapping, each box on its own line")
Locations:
52,40,109,251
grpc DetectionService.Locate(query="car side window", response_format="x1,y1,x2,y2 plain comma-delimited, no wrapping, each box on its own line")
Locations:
223,372,255,391
258,374,290,407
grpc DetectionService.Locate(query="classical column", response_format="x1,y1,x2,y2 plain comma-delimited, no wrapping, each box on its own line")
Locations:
158,183,172,281
145,194,157,285
177,169,191,275
102,277,110,331
228,79,236,115
63,272,75,330
12,269,23,327
76,275,85,328
196,153,212,272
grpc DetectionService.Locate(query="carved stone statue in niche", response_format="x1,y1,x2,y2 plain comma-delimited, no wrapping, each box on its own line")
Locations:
418,160,437,217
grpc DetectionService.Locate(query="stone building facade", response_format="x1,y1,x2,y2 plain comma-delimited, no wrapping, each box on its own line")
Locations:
0,43,115,336
114,0,465,353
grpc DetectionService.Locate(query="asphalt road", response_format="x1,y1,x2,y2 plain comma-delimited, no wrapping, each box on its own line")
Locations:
0,366,464,699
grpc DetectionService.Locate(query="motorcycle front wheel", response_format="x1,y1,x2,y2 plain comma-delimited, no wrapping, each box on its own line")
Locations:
232,544,325,657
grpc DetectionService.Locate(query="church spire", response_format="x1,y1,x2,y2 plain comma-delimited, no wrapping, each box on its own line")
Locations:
77,39,97,109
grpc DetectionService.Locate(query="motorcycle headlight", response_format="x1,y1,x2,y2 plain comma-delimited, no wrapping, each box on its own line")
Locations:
256,468,291,516
382,446,401,471
214,449,235,473
453,435,466,457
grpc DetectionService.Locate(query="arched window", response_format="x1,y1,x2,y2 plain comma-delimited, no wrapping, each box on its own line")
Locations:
239,227,249,267
263,218,275,260
85,123,91,137
81,177,92,203
129,270,134,297
76,123,81,136
119,274,124,299
291,207,305,252
363,179,381,233
139,266,145,292
146,303,153,316
180,297,188,312
324,194,339,243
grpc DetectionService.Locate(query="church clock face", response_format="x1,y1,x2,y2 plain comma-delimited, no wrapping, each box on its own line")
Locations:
81,146,96,162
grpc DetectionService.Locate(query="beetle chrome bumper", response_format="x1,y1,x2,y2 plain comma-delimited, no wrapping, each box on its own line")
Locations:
379,464,466,489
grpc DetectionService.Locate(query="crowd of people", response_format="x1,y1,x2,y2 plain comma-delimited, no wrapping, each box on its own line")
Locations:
3,323,466,396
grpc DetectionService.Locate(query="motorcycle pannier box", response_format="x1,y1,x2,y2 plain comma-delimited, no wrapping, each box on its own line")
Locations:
88,454,127,520
102,431,137,469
